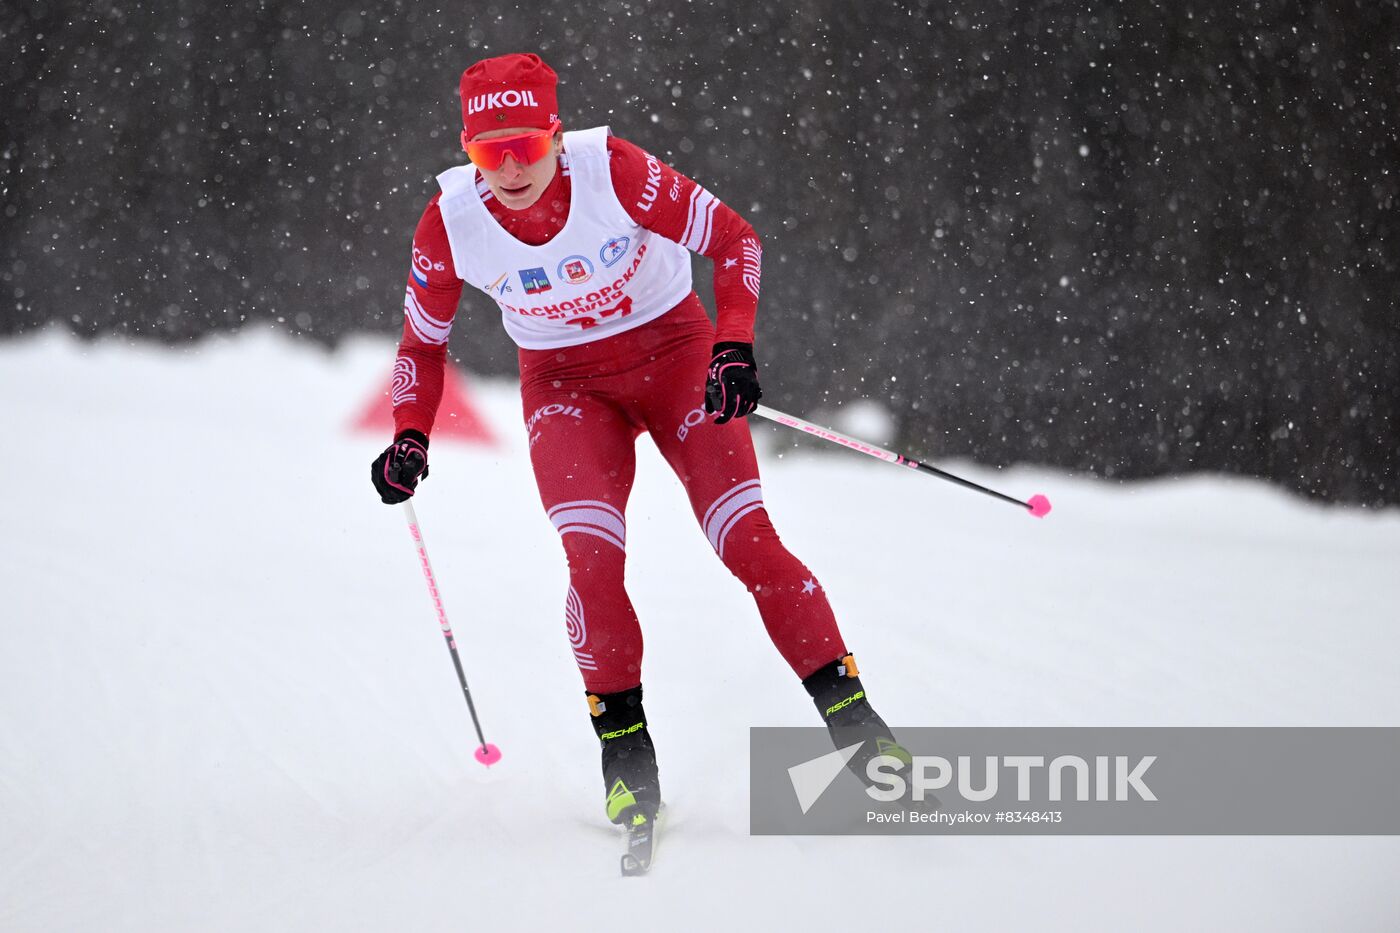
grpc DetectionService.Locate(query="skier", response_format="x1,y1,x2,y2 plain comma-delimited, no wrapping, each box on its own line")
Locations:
371,53,908,856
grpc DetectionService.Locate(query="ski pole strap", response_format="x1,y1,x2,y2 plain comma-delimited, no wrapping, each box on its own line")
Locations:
751,405,1051,518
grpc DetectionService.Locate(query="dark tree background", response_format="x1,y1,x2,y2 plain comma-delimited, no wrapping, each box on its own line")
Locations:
4,1,1397,503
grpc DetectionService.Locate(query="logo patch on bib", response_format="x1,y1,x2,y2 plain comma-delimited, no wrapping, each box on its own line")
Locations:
520,267,552,294
558,255,594,285
599,235,631,268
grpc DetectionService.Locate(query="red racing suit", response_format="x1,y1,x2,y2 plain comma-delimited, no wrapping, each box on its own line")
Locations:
389,132,848,693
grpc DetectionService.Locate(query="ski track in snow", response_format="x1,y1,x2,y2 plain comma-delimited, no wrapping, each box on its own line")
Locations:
3,329,1399,932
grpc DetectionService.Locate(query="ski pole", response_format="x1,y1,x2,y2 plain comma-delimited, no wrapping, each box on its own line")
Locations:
752,404,1052,518
401,499,502,766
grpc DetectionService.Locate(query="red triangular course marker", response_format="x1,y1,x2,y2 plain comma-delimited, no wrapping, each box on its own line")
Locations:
351,364,497,445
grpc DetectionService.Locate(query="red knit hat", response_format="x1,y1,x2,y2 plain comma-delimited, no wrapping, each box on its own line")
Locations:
459,53,559,140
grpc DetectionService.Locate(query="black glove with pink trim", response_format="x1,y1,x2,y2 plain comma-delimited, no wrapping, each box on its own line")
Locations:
371,430,429,504
704,342,762,424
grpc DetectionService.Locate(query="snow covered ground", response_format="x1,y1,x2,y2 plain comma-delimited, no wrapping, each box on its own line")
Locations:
3,329,1398,932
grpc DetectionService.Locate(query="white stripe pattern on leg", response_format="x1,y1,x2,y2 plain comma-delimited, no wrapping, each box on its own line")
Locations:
565,585,597,670
702,479,764,558
548,499,626,551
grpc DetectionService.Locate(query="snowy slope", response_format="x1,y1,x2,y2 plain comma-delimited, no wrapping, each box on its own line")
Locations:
2,330,1399,932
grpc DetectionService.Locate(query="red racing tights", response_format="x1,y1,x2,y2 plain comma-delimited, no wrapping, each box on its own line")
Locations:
519,294,848,694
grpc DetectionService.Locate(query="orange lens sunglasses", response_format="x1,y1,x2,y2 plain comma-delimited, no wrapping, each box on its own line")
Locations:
461,122,561,171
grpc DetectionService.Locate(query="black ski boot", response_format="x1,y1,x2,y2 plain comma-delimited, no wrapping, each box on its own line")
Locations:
587,686,661,826
803,654,913,788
